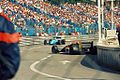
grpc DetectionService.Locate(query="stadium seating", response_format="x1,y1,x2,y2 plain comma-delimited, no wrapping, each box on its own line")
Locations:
0,0,119,36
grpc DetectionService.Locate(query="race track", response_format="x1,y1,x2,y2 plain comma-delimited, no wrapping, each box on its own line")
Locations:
13,43,120,80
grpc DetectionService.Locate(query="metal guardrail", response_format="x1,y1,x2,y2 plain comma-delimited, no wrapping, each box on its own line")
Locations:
19,37,43,47
19,34,99,47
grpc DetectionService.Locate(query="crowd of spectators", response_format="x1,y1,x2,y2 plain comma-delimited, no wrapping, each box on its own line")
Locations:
0,0,120,35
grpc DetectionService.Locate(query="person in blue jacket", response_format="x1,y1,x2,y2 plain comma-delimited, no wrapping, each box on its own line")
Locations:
0,7,20,80
117,24,120,46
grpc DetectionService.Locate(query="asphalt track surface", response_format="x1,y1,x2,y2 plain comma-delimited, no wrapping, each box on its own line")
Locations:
13,44,120,80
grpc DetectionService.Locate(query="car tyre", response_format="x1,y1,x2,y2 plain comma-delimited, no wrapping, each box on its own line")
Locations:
44,40,47,45
70,44,79,54
49,39,52,45
52,45,59,53
61,39,65,44
58,40,62,45
65,47,70,54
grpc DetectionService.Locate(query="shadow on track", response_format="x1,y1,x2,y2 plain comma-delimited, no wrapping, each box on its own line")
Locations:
48,53,110,80
49,52,87,55
49,52,120,74
81,54,120,74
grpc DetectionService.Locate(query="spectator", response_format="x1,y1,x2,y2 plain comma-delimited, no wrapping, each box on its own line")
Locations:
0,7,20,80
1,0,119,36
117,24,120,45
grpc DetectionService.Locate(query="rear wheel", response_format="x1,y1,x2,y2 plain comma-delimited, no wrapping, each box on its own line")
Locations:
52,45,59,53
70,44,79,54
58,40,62,45
90,46,97,55
61,39,65,44
65,47,70,54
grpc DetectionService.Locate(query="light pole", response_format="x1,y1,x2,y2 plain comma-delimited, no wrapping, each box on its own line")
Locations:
111,0,114,30
98,0,101,42
102,0,105,39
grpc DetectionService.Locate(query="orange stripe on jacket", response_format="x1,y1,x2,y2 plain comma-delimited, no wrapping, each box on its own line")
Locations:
0,33,20,43
0,12,11,21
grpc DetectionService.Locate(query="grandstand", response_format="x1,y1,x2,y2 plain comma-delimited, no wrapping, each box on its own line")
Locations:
0,0,119,36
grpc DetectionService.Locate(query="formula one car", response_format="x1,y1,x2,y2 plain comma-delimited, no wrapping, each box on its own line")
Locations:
51,41,96,54
44,36,65,45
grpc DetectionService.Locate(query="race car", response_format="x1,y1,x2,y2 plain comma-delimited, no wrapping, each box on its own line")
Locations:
51,41,96,54
44,36,65,45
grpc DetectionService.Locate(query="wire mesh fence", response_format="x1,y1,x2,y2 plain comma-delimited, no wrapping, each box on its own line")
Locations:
15,23,119,37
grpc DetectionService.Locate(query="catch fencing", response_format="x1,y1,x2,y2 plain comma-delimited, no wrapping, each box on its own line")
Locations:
15,23,119,37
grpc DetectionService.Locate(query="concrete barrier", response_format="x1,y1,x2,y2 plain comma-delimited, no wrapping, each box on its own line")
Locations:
97,46,120,70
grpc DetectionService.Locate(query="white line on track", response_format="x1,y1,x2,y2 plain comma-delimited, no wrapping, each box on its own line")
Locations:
30,55,71,80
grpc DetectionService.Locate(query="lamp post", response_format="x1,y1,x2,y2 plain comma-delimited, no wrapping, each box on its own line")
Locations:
111,0,114,30
98,0,101,42
102,0,105,39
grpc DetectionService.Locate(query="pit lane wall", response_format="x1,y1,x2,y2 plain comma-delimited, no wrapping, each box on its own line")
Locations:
97,46,120,70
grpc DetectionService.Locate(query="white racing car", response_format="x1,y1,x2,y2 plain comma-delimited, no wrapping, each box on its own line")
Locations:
51,41,97,55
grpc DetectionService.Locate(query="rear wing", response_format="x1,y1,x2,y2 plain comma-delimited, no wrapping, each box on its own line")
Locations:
79,41,93,49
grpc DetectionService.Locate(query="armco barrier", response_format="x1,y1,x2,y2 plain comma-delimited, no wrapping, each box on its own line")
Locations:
97,46,120,70
19,34,99,47
19,37,43,47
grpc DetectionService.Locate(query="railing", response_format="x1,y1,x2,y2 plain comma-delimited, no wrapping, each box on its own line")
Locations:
19,33,99,47
19,36,44,47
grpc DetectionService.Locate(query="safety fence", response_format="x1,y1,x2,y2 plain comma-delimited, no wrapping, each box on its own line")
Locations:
15,24,97,36
15,23,119,37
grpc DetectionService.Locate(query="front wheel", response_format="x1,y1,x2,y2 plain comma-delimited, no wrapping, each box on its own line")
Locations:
52,45,59,53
